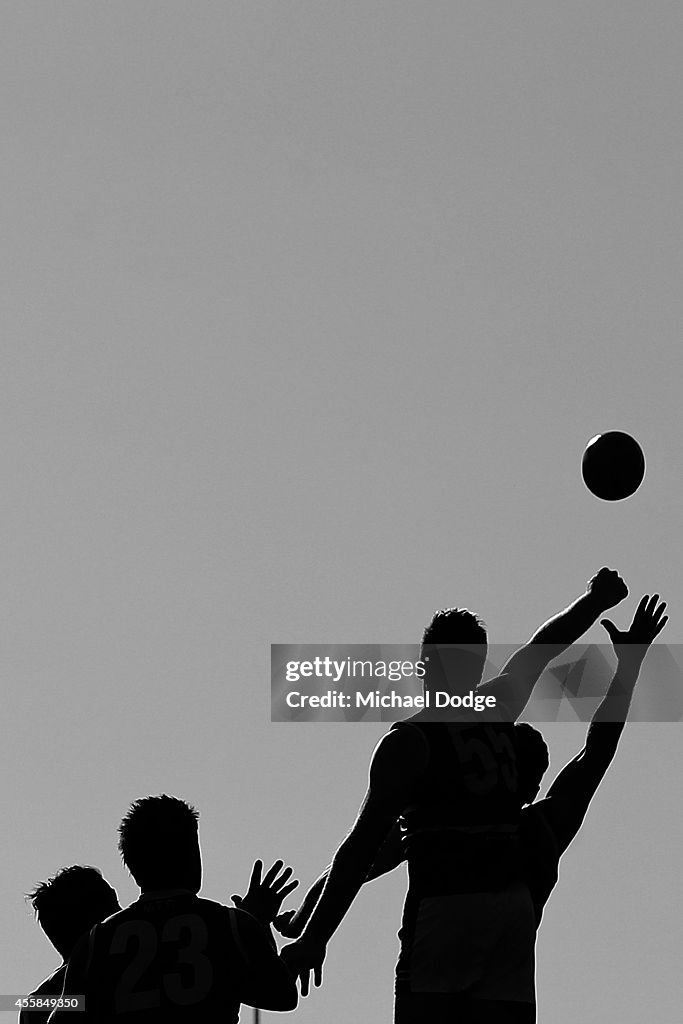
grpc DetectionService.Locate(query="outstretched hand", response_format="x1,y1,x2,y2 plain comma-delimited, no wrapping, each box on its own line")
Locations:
281,937,326,997
232,859,299,926
601,593,668,661
588,567,628,611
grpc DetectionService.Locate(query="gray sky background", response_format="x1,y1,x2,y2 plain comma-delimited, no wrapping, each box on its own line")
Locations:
2,3,682,1021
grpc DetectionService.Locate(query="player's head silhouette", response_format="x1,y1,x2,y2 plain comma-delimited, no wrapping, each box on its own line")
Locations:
421,608,488,693
514,723,550,805
27,866,120,960
118,794,201,894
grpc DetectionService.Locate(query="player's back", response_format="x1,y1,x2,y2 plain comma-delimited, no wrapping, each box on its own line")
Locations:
393,719,523,895
83,892,244,1023
392,719,536,1005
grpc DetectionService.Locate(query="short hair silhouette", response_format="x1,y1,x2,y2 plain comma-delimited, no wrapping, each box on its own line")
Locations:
421,608,488,688
26,866,119,959
421,607,487,649
514,723,550,805
118,794,200,891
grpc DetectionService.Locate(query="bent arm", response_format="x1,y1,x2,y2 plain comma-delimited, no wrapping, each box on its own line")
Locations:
364,821,406,881
285,823,405,937
300,729,425,948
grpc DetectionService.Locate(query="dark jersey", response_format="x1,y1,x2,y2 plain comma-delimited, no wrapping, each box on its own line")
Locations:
20,964,67,1024
392,720,523,895
78,893,247,1023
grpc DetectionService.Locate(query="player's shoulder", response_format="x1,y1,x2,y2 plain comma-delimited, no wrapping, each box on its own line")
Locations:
369,722,430,786
191,895,232,920
227,907,276,957
475,675,515,721
88,903,131,937
229,906,263,933
93,896,231,944
31,963,67,996
90,896,166,932
382,721,430,759
142,894,230,920
193,895,228,910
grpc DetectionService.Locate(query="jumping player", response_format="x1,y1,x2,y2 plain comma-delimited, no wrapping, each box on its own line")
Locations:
48,795,298,1023
280,593,667,1021
281,569,629,1021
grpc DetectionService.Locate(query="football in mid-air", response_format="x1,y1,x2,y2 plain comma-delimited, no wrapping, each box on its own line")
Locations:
581,431,646,501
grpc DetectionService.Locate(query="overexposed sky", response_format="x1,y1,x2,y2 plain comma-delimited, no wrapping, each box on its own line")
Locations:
2,4,683,1021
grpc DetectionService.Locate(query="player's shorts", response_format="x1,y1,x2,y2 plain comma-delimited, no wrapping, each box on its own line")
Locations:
394,991,536,1023
395,883,536,1004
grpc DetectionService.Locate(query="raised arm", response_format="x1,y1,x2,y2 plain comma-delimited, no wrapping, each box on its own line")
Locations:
281,727,427,995
539,594,668,855
477,568,628,720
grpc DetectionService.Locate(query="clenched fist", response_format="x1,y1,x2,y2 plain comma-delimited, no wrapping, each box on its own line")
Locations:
588,568,628,611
